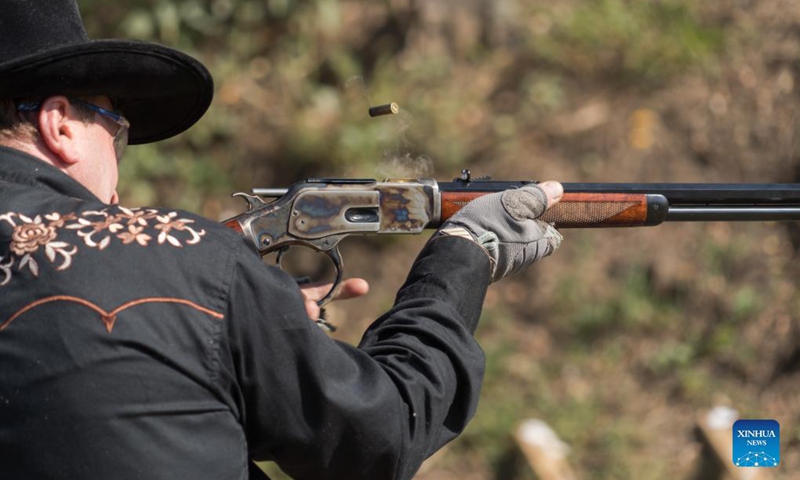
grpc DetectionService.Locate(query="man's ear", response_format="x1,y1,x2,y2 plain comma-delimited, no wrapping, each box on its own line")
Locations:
37,96,81,166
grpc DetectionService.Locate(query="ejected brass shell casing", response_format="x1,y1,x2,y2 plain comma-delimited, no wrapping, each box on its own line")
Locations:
369,102,399,117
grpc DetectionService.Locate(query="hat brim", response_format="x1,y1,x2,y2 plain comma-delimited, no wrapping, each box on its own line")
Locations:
0,40,213,145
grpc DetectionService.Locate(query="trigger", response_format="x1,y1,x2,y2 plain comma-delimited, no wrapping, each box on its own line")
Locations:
232,192,268,212
276,246,290,269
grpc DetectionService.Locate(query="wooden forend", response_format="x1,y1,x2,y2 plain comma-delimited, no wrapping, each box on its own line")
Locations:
440,192,650,228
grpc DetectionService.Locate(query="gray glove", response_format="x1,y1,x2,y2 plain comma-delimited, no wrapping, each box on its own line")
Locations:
438,183,563,282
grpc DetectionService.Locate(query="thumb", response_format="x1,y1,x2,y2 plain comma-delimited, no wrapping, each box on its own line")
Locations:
538,181,564,209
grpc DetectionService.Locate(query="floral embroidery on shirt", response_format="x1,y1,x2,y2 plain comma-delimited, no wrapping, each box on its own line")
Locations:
0,207,206,286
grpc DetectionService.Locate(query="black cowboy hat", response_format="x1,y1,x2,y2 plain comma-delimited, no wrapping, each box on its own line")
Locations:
0,0,213,144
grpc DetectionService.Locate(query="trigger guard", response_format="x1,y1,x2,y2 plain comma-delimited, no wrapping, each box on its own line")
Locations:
317,247,344,307
272,243,344,308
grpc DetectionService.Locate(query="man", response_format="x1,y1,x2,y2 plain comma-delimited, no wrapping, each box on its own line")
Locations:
0,1,563,479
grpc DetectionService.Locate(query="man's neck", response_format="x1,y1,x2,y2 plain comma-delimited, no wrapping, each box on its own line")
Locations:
0,138,63,170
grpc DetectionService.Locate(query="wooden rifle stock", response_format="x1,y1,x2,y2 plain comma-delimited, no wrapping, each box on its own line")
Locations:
441,192,665,228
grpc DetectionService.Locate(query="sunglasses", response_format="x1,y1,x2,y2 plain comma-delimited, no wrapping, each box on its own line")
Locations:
17,98,130,161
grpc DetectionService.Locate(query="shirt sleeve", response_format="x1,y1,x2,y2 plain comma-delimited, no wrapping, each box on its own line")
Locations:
220,235,491,480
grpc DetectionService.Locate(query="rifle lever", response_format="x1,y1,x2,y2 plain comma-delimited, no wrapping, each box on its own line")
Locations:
276,245,344,308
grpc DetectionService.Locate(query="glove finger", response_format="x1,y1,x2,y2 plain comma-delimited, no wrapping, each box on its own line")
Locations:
540,221,563,254
501,185,550,221
493,222,563,281
518,223,562,265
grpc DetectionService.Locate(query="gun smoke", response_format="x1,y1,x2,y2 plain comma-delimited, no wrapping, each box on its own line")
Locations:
343,76,435,180
376,152,434,180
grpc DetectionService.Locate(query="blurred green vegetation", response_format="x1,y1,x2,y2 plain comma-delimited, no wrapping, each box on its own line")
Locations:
527,0,724,82
81,1,800,478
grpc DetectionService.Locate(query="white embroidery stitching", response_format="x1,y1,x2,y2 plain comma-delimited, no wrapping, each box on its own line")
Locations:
0,207,206,285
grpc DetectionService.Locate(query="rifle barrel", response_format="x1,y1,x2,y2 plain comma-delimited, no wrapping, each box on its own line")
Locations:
666,207,800,221
561,183,800,205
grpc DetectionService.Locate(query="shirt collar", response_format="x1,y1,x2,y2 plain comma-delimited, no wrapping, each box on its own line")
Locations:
0,145,101,202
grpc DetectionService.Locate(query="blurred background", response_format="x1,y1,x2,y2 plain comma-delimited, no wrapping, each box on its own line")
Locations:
81,1,799,478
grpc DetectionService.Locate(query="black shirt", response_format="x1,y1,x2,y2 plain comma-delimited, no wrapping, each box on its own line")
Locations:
0,146,490,480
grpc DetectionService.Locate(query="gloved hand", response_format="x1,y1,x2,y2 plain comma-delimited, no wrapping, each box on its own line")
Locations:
437,181,563,282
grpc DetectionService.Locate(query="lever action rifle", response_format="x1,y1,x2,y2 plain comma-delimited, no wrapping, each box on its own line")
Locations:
223,170,800,308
